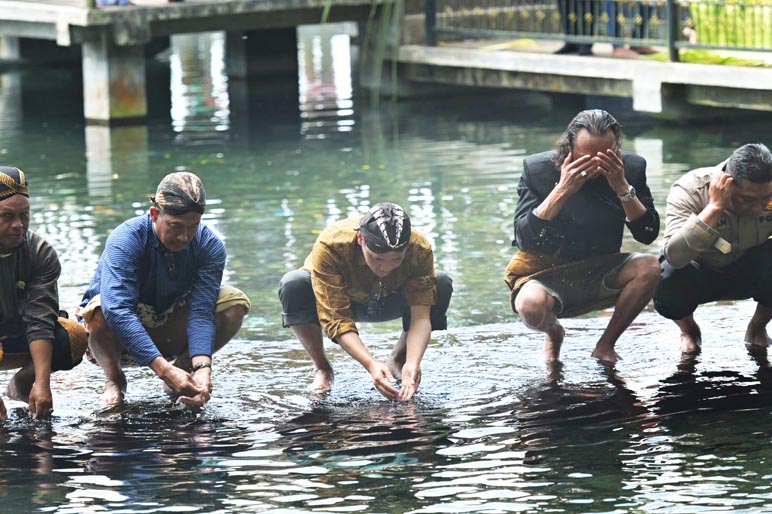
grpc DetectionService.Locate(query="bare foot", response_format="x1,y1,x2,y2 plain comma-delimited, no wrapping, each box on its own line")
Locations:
310,368,334,393
745,327,772,347
386,358,404,381
7,364,38,404
540,323,565,362
591,346,621,363
680,331,702,354
99,378,127,405
6,371,33,403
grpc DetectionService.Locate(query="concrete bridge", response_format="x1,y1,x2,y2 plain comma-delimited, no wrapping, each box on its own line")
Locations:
0,0,379,124
1,0,770,123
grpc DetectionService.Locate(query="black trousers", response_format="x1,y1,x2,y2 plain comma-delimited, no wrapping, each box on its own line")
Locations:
653,240,772,321
278,269,453,334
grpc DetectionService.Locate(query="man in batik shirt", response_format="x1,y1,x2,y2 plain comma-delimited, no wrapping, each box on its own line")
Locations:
279,202,453,400
80,172,250,406
0,166,87,420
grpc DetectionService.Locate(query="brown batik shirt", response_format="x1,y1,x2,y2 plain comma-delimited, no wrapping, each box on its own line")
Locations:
303,217,437,341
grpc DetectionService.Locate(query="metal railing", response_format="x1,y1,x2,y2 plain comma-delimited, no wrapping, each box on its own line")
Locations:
425,0,772,61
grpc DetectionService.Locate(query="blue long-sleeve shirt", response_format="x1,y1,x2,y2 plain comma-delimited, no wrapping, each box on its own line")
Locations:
81,214,226,366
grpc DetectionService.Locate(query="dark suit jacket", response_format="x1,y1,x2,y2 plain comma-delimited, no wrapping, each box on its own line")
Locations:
513,150,660,262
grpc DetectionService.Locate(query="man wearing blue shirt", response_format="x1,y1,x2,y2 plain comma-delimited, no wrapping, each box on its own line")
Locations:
79,172,250,406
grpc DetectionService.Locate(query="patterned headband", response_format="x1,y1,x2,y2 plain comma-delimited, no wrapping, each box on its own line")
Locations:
359,203,410,251
0,167,29,199
150,172,206,215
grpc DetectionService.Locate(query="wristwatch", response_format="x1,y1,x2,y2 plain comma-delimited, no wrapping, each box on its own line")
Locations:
618,184,636,202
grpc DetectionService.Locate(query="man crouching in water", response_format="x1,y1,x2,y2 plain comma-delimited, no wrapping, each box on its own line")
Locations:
79,172,250,406
279,202,453,400
0,166,87,420
505,110,661,363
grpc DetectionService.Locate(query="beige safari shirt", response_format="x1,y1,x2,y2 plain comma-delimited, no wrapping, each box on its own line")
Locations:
663,163,772,270
303,217,437,341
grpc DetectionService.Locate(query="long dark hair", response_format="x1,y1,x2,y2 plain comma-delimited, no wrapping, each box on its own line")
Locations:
552,109,624,168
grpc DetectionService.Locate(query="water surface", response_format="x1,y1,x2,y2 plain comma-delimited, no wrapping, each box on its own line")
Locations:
1,27,772,513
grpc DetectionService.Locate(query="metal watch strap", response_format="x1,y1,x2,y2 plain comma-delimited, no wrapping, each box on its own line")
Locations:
618,185,636,202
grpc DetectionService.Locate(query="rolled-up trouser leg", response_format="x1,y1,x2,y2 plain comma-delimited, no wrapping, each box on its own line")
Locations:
279,269,319,327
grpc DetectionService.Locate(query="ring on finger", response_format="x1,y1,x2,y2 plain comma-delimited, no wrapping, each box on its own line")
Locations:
580,171,587,177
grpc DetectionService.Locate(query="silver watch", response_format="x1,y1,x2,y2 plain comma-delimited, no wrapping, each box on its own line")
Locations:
618,184,636,202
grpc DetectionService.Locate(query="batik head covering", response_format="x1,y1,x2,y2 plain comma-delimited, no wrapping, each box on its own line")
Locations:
357,202,411,253
150,172,206,215
0,166,29,200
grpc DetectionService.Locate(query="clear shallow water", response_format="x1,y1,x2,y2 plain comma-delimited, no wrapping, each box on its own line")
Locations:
1,27,772,513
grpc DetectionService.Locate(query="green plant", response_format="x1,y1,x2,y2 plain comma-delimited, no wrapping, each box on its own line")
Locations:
688,0,772,48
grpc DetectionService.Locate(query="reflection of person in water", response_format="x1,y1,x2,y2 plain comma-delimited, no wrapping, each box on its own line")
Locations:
0,426,71,510
650,351,772,443
411,366,654,502
514,365,648,450
79,411,252,507
279,401,449,481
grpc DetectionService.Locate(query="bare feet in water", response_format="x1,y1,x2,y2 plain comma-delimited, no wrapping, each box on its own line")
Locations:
311,368,334,393
99,377,127,404
387,358,404,381
541,323,565,362
6,369,33,403
591,345,621,363
745,327,772,348
680,330,702,354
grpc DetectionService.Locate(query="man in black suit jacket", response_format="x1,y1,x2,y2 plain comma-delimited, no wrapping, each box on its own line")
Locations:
505,109,660,363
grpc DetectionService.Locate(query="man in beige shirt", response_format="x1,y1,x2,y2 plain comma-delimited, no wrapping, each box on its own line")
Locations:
654,143,772,353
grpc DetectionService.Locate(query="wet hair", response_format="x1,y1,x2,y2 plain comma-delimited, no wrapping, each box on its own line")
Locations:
150,172,206,215
552,109,624,167
725,143,772,186
0,166,29,200
357,202,411,254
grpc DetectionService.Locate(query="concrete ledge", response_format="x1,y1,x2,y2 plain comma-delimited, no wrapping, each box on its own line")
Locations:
398,44,772,113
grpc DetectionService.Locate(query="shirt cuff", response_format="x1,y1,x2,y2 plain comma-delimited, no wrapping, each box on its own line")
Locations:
324,320,358,342
626,209,657,233
682,213,722,251
527,209,555,239
26,327,55,345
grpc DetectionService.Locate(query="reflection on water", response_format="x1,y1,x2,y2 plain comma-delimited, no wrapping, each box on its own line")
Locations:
170,32,230,143
298,24,356,140
1,25,772,513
